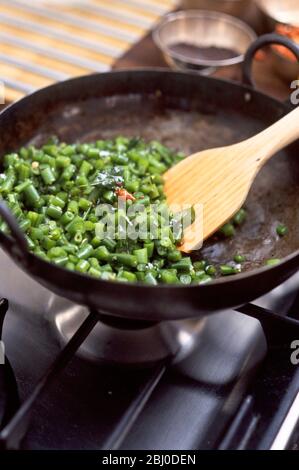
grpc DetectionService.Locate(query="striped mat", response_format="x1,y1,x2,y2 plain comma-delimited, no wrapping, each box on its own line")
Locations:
0,0,176,103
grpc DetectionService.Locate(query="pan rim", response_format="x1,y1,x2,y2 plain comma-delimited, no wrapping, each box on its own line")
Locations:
0,68,297,291
27,247,299,290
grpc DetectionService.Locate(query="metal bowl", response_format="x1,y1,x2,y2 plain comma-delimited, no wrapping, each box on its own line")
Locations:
153,10,257,75
257,0,299,26
257,0,299,81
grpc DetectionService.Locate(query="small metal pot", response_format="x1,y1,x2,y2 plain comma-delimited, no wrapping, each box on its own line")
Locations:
256,0,299,82
153,10,257,75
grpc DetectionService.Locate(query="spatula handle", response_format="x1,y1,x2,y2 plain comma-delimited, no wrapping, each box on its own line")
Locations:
251,106,299,162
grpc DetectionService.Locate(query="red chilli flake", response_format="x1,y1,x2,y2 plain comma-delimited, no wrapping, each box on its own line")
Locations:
115,188,136,201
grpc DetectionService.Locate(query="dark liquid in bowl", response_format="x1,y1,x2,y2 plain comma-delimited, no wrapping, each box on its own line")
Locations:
169,42,239,61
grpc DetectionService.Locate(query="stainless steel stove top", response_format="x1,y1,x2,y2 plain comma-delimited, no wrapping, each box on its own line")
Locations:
0,248,299,449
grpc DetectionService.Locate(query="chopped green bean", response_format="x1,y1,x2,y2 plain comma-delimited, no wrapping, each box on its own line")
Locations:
41,166,56,185
220,265,241,276
0,137,257,284
276,224,288,237
266,258,281,266
219,223,235,238
234,254,246,263
205,265,217,276
233,208,247,226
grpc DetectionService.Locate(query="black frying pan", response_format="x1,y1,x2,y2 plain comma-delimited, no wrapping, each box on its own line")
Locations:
0,34,299,322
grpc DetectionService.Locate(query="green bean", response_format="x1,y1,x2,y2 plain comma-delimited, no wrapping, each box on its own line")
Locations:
219,223,235,238
60,211,75,226
84,221,95,232
74,231,83,245
100,271,116,281
109,253,138,268
30,227,44,241
266,258,280,266
67,200,79,214
198,274,212,284
91,236,102,248
61,164,75,181
14,180,30,194
144,241,154,258
234,254,246,263
78,197,92,211
48,247,67,259
167,249,182,262
49,195,65,209
89,257,100,269
133,248,148,264
136,272,145,282
46,205,63,220
144,272,158,285
171,257,192,272
179,274,192,284
193,260,207,271
17,163,30,181
19,219,31,232
24,184,40,207
52,256,69,267
193,270,205,279
118,271,137,282
89,267,102,278
76,259,90,273
233,208,247,226
137,263,147,272
66,216,84,235
27,211,40,226
160,269,178,284
79,160,93,177
57,191,68,202
0,137,257,284
0,172,16,194
41,237,56,250
65,262,75,271
77,244,94,260
101,238,117,251
205,265,217,276
34,249,47,261
56,156,71,168
220,265,240,276
93,246,110,261
3,153,19,167
25,235,35,250
276,224,288,237
86,148,100,159
41,166,56,185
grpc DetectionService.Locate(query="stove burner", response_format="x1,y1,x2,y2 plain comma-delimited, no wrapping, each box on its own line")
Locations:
53,304,206,366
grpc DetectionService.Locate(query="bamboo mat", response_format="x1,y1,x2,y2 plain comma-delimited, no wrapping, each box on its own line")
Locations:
0,0,176,103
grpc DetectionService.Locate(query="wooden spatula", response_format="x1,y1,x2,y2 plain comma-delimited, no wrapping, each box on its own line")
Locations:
164,106,299,252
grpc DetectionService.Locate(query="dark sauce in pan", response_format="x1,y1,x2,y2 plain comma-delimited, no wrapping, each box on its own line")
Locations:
169,42,239,61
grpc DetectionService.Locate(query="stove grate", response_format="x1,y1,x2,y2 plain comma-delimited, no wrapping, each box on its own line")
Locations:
1,299,299,450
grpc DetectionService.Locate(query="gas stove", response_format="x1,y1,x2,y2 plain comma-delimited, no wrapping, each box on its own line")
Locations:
0,247,299,450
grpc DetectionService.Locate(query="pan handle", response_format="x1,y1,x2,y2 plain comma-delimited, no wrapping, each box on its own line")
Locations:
0,201,30,264
243,33,299,88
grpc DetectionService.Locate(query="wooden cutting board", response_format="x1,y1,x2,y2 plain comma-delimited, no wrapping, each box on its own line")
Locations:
0,0,176,103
